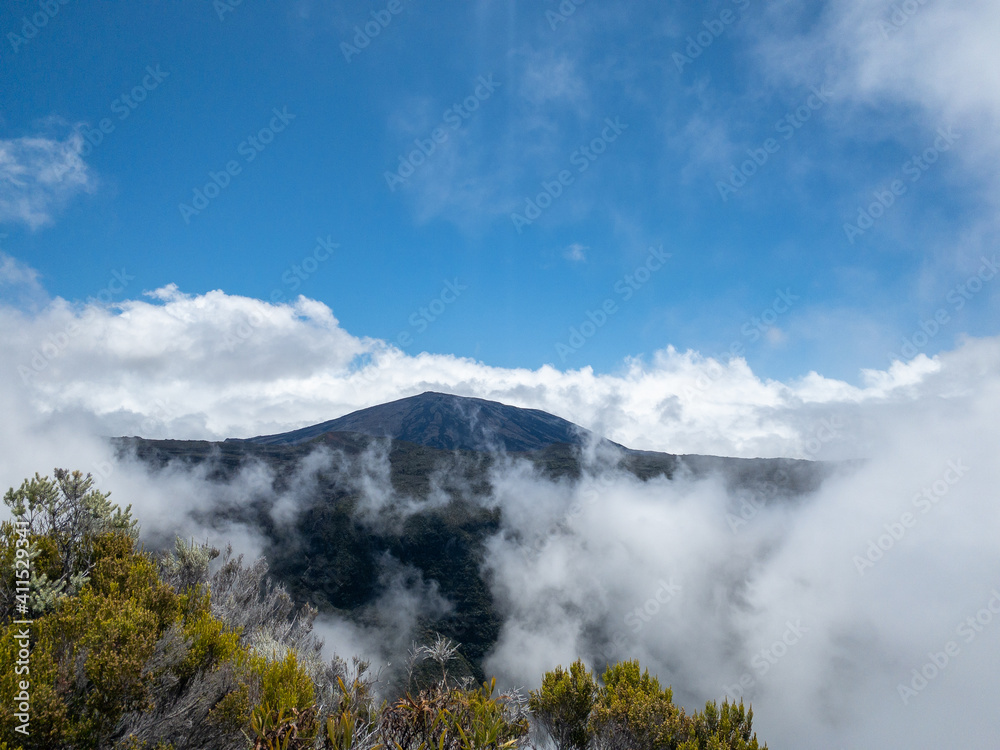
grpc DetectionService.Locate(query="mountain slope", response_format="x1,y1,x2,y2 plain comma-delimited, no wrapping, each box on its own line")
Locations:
120,393,835,683
230,391,603,452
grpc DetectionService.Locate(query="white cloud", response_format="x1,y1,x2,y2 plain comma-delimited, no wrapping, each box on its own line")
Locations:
0,250,42,289
2,281,987,461
753,0,1000,199
2,278,999,746
563,242,588,262
518,49,589,112
477,339,1000,748
0,249,48,310
0,131,94,228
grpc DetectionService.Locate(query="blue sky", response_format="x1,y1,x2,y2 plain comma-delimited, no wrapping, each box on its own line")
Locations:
1,0,998,385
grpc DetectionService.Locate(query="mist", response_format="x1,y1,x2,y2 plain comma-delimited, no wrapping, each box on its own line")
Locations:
1,287,999,747
480,391,1000,748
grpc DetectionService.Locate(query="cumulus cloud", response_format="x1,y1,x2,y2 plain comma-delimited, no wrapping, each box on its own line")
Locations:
1,277,999,745
0,279,960,462
0,130,94,228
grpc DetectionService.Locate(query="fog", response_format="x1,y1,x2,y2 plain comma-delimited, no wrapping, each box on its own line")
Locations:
1,286,999,747
480,398,1000,748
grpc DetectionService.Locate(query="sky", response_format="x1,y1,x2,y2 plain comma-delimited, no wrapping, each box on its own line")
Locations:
2,2,1000,747
1,0,998,386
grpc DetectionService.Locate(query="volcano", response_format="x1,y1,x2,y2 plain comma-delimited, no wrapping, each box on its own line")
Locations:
228,391,608,452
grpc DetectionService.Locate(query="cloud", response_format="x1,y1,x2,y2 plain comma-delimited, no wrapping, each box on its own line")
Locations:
0,249,49,310
1,274,999,745
518,49,590,112
563,242,588,262
478,345,1000,747
0,130,95,228
228,333,996,747
753,1,1000,197
0,250,43,290
0,278,976,461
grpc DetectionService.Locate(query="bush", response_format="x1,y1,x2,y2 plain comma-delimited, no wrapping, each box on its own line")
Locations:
0,471,332,750
1,470,136,618
0,519,185,749
528,659,595,750
379,679,528,750
533,660,768,750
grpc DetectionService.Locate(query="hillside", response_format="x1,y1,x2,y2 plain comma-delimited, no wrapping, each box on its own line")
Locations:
227,391,609,452
115,393,830,680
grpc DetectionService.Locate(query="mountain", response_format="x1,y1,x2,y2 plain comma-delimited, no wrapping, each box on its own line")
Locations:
117,392,834,683
228,391,606,452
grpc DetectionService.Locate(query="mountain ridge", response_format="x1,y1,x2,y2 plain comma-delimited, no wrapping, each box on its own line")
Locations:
227,390,615,453
116,391,834,684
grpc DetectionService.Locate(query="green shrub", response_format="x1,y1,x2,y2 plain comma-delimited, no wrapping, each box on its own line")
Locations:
247,651,319,749
533,659,768,750
687,699,765,750
379,679,528,750
176,586,241,679
529,659,595,750
0,472,250,750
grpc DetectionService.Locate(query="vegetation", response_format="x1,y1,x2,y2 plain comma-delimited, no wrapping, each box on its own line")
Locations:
1,470,767,750
529,659,765,750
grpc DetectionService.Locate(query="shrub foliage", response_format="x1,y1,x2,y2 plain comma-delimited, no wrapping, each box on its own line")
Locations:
1,470,768,750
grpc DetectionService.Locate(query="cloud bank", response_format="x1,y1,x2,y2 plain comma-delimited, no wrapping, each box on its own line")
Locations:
0,277,998,746
1,279,949,463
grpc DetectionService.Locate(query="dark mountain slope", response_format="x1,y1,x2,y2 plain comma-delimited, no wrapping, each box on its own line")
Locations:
228,391,605,452
116,394,835,681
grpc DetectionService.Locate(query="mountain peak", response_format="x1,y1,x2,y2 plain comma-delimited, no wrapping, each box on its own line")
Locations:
234,391,599,452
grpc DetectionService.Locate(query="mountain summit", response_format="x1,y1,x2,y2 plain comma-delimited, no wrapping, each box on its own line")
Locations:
231,391,598,452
